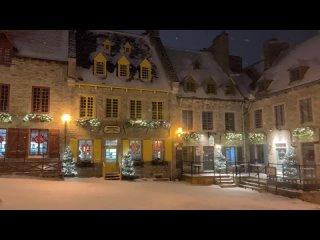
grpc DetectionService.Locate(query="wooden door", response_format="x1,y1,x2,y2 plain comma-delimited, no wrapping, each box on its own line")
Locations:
49,129,60,158
7,128,29,158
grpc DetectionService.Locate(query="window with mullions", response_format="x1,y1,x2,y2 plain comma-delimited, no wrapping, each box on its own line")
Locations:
225,112,235,131
182,110,193,130
30,129,48,156
80,96,94,117
0,129,7,157
152,102,163,120
78,140,93,161
106,98,119,118
152,140,163,161
32,87,50,113
300,98,312,123
130,100,141,119
96,62,105,75
202,112,213,130
0,84,9,112
119,64,127,77
141,67,149,80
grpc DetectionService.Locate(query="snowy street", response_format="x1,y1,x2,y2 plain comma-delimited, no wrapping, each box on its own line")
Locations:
0,177,319,210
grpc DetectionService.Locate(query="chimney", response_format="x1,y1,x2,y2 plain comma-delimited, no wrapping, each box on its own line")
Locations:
264,38,289,70
229,55,242,73
67,30,76,81
208,31,230,73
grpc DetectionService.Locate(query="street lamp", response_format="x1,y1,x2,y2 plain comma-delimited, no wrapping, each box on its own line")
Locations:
62,114,71,150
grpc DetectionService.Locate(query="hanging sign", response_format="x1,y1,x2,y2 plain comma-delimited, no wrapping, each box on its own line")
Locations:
104,126,120,134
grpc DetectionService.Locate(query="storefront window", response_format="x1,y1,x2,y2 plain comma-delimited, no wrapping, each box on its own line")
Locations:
129,140,142,161
0,129,6,157
30,129,48,155
152,140,163,161
78,140,93,161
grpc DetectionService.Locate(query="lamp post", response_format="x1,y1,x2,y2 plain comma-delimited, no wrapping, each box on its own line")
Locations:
62,114,71,150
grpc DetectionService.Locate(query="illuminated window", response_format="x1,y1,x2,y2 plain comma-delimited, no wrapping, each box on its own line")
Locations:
78,139,93,161
30,129,48,156
130,100,141,119
0,84,9,112
152,102,163,120
182,110,193,130
254,109,262,129
96,62,105,74
202,112,213,130
106,98,119,118
32,87,50,113
300,98,312,123
0,129,7,157
152,140,163,161
119,64,127,77
105,140,118,163
80,96,94,117
129,140,142,161
141,67,149,80
225,112,235,131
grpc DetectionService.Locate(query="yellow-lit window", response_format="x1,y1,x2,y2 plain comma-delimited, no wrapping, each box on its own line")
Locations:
152,102,163,120
80,96,94,117
96,62,105,75
119,64,127,77
141,67,149,80
130,100,141,119
106,98,119,118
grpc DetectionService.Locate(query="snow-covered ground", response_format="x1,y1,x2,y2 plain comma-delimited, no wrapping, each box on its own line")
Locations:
0,177,319,210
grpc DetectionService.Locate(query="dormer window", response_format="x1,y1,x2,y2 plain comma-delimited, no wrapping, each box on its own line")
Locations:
0,33,14,66
117,56,130,79
289,66,309,82
103,40,112,53
139,59,152,81
193,60,200,69
258,79,273,92
206,78,216,94
183,75,196,92
93,53,107,77
225,80,235,95
124,42,132,55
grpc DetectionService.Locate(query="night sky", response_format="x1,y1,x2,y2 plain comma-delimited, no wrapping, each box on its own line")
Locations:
122,30,318,67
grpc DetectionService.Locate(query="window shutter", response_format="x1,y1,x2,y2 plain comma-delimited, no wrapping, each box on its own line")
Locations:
122,140,129,156
143,140,152,162
263,144,268,165
164,140,172,161
69,138,78,162
93,139,101,163
48,129,60,158
6,128,29,158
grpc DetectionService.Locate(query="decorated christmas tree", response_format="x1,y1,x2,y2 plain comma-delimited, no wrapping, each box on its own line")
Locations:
282,146,298,178
62,146,77,177
121,151,135,179
214,147,226,172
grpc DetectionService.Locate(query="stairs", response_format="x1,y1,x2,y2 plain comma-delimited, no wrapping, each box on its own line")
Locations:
216,174,236,188
105,172,121,180
239,177,267,192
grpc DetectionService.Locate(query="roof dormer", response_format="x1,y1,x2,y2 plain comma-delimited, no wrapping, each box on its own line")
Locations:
183,75,196,92
139,59,152,81
206,77,216,94
225,79,236,95
117,56,130,79
289,65,309,82
124,42,132,54
93,53,107,77
103,39,112,53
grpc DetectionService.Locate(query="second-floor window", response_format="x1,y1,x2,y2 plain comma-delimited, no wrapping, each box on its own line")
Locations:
254,109,262,129
32,87,50,113
106,98,119,118
300,98,312,123
202,112,213,130
182,110,193,131
0,84,9,112
152,102,163,120
130,100,141,119
80,96,94,117
225,112,235,131
274,104,285,127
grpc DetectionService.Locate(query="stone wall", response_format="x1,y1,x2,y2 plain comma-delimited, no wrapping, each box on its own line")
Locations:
134,162,171,179
76,163,102,178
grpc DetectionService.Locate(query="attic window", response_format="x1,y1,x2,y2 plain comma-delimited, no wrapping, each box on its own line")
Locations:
96,62,105,75
0,47,12,66
184,80,196,92
225,81,235,95
289,66,309,82
258,79,273,92
125,48,130,53
141,67,150,80
207,82,216,94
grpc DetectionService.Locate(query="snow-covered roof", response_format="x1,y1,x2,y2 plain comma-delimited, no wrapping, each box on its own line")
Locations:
5,30,69,62
165,47,243,100
257,33,320,95
76,30,171,91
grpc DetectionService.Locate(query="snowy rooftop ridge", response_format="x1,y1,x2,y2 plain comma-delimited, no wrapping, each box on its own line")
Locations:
165,46,244,100
257,33,320,95
5,30,69,62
